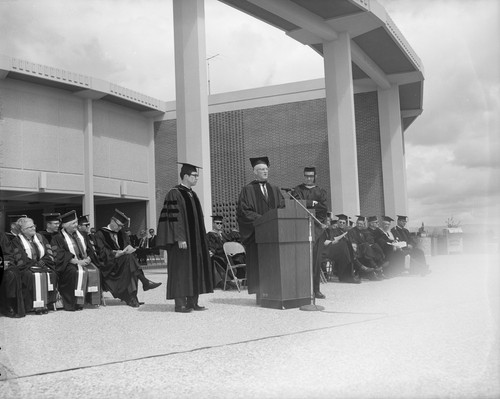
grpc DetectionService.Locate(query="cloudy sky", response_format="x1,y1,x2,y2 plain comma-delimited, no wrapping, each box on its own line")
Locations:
1,0,498,228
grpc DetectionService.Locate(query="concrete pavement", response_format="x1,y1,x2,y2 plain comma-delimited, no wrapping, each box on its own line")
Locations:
1,252,499,398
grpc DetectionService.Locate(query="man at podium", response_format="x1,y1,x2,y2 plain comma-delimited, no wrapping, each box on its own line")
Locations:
236,156,285,304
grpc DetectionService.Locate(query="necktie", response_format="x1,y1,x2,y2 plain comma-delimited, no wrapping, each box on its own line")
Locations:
72,232,86,259
260,182,268,200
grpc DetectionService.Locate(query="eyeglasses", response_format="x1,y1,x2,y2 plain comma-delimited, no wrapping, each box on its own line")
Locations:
214,222,223,225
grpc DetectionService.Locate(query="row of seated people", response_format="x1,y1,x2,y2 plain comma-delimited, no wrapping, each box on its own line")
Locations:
315,213,430,289
125,228,159,265
0,209,162,318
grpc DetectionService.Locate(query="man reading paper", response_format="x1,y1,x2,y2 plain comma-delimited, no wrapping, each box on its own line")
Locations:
93,209,161,307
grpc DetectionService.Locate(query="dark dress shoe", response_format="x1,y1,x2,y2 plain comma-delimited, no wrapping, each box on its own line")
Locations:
5,307,23,318
143,280,162,291
127,297,140,308
191,304,207,311
314,291,326,299
175,306,193,313
34,308,44,315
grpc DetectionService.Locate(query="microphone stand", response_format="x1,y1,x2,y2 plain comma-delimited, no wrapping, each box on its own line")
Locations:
284,191,325,312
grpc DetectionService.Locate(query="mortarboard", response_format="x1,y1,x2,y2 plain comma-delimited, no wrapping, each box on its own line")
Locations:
211,215,224,222
303,167,316,174
397,215,408,221
43,213,61,222
112,209,129,225
78,215,90,225
367,216,378,222
60,210,77,224
335,214,349,221
355,215,366,222
382,216,394,222
178,162,201,178
250,157,270,168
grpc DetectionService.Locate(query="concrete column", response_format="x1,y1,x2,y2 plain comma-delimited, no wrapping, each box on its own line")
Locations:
323,32,360,215
378,84,408,216
83,99,95,226
146,119,157,230
173,0,212,229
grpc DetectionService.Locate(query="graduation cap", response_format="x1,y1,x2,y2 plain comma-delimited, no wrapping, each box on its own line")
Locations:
355,215,366,222
303,167,316,174
43,213,61,222
78,214,90,225
397,215,408,221
112,209,129,225
382,216,394,222
367,216,378,223
60,210,77,224
250,157,270,168
335,214,349,221
178,162,202,178
211,215,224,222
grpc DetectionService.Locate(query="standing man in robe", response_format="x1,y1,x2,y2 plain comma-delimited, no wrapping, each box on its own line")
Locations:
292,166,328,299
94,209,161,308
157,163,213,313
236,156,285,304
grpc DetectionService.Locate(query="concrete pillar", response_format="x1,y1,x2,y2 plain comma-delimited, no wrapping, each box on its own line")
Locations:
146,119,157,230
323,32,360,216
83,99,95,226
377,84,408,216
173,0,212,229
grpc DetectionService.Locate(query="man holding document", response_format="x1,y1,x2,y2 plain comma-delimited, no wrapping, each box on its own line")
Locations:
314,214,361,284
94,209,161,307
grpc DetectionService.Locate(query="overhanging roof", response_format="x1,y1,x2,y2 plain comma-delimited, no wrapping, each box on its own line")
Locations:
0,54,167,117
218,0,424,129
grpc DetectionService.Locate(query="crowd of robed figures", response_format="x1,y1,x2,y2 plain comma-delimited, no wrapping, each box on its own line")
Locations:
0,156,429,317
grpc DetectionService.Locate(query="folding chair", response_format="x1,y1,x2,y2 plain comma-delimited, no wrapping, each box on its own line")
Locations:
223,242,247,292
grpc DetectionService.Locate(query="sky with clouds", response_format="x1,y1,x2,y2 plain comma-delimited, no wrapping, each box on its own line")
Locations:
1,0,498,228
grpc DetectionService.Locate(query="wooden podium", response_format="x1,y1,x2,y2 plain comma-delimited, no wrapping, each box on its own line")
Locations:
254,199,312,309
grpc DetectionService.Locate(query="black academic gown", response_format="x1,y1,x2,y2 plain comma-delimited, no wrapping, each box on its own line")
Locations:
236,180,285,295
314,227,356,283
376,229,406,276
157,184,213,300
93,227,140,303
391,226,428,274
52,231,101,310
5,234,58,315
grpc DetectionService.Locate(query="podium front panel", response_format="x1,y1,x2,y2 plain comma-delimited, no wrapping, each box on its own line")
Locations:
258,242,311,309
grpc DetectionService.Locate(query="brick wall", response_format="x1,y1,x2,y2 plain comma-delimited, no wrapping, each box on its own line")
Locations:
154,92,385,230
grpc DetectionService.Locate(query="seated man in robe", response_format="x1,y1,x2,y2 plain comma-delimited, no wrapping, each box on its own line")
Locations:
40,213,61,244
347,215,385,279
52,211,102,311
314,214,361,284
376,216,407,277
7,216,58,315
1,215,30,318
206,215,245,289
93,209,161,307
391,215,430,276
